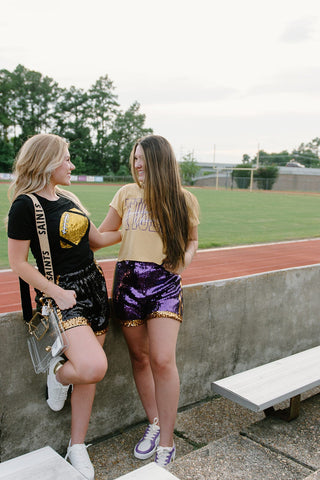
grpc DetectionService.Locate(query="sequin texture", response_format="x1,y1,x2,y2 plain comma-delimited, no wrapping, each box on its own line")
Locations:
113,261,183,327
55,260,109,334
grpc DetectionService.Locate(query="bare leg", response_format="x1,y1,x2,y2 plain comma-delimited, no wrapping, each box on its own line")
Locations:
122,318,180,447
57,327,107,386
122,324,158,423
147,317,180,447
56,327,107,444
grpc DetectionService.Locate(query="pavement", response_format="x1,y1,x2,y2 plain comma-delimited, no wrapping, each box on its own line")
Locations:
86,387,320,480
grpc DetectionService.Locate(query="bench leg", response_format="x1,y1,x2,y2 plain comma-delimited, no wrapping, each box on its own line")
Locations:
264,394,301,421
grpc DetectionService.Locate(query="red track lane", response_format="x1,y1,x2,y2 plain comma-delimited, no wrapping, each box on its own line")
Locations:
1,239,320,314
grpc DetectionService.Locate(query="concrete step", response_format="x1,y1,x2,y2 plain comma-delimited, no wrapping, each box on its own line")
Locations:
168,433,312,480
87,391,320,479
115,462,180,479
167,391,320,480
306,473,320,480
0,446,85,480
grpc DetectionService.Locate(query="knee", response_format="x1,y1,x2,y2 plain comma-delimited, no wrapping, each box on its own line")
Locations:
78,355,108,384
129,349,150,372
150,353,174,377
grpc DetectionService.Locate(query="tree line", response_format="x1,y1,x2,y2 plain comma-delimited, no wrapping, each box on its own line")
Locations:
0,65,153,175
242,138,320,168
230,137,320,190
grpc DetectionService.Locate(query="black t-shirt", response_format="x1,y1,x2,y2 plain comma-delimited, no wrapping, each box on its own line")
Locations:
7,193,93,276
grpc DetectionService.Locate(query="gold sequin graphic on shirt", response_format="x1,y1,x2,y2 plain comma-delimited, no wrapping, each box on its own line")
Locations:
59,208,89,248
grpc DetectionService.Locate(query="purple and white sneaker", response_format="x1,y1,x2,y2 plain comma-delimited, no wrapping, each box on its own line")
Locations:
134,417,160,459
155,443,176,467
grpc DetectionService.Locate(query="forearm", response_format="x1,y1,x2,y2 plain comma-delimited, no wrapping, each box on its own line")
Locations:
91,231,121,249
10,259,62,299
8,238,76,310
184,239,198,267
185,239,198,258
184,224,198,267
89,222,121,250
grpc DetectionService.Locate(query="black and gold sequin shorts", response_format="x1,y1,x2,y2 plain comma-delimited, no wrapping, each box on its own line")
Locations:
54,261,109,336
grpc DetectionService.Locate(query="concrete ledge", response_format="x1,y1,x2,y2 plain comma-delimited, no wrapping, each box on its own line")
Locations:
115,463,180,479
0,446,84,479
1,264,320,461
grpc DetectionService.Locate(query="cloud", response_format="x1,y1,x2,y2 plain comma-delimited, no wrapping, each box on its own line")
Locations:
118,78,239,106
280,16,317,43
249,67,320,96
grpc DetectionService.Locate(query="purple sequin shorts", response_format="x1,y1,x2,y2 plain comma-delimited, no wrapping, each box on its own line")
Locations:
112,261,183,327
54,261,109,335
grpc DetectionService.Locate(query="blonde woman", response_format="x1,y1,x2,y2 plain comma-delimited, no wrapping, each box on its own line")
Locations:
99,135,200,467
7,134,121,480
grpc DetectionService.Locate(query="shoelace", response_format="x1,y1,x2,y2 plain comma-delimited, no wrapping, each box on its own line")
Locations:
143,418,160,441
155,446,174,467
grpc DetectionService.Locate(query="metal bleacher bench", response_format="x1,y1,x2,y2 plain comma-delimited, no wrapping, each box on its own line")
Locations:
211,345,320,421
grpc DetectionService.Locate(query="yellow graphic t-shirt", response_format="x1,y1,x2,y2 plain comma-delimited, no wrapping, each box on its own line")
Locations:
110,183,199,265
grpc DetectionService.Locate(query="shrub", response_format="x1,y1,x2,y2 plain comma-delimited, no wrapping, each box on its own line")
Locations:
231,164,253,189
254,166,279,190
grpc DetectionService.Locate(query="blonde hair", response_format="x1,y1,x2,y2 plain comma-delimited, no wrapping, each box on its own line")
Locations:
130,135,190,270
8,133,89,215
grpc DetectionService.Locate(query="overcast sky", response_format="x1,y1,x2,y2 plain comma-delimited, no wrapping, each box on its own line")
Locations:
1,0,320,164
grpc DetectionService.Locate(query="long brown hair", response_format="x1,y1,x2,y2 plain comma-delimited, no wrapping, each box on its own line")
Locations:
130,135,189,270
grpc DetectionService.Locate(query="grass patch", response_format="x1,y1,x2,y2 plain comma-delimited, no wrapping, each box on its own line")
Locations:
1,183,320,269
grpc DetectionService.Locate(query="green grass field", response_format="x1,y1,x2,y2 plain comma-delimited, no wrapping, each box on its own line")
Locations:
1,183,320,269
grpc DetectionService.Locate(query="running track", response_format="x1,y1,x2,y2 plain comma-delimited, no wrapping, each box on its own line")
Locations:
1,239,320,315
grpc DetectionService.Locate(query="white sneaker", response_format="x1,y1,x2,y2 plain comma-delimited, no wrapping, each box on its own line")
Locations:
65,441,95,480
134,417,160,459
46,356,70,411
155,443,176,467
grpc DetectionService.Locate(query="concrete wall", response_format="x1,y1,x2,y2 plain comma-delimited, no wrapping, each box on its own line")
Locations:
195,167,320,192
1,264,320,461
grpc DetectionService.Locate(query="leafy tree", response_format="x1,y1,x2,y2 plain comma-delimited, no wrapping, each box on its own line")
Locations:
292,138,320,167
252,150,291,167
0,69,14,142
232,163,253,189
53,86,94,173
0,65,152,175
246,141,320,168
179,152,201,185
254,166,279,190
108,102,152,174
87,75,119,173
9,64,60,150
242,154,251,164
0,138,14,172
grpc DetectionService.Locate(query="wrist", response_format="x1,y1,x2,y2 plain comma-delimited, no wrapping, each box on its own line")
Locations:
185,250,192,263
45,280,58,297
